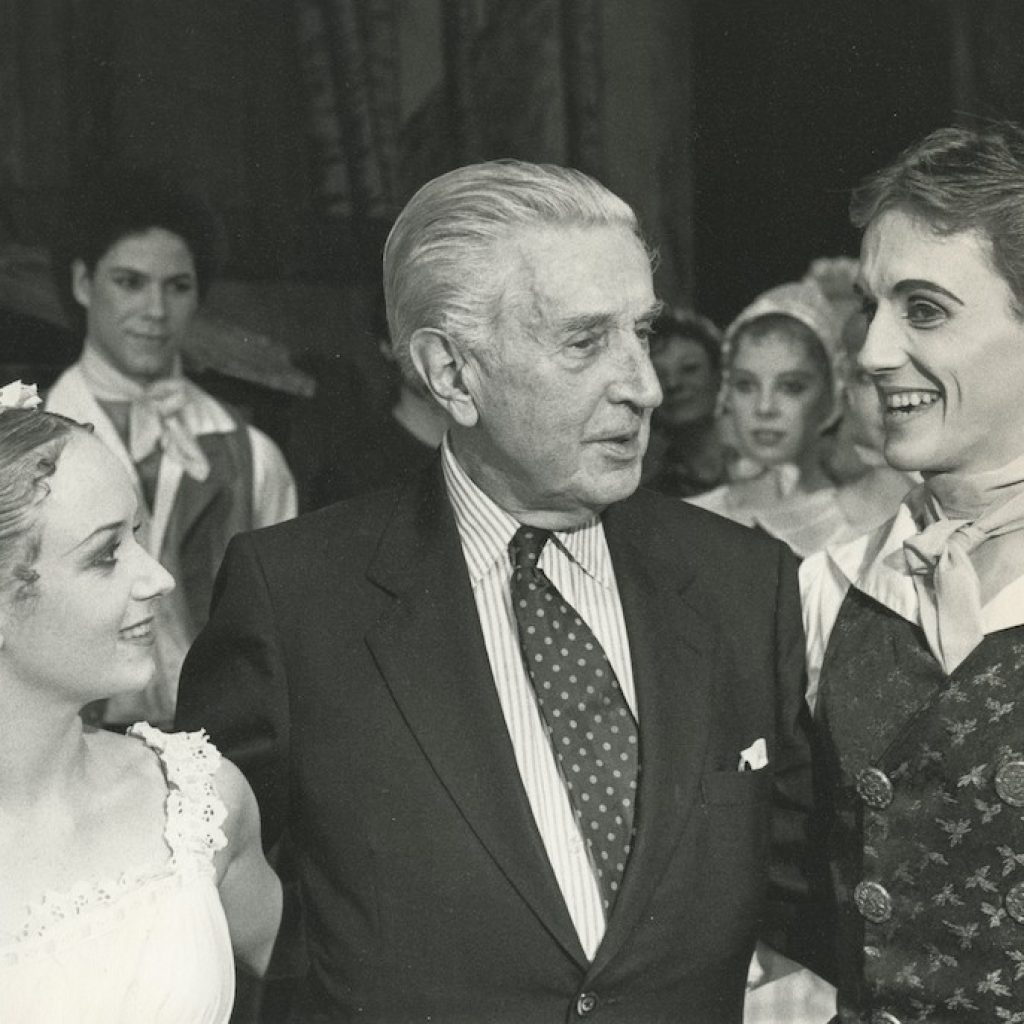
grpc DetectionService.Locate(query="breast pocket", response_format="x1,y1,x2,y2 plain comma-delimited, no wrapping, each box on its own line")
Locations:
700,767,772,806
683,767,774,956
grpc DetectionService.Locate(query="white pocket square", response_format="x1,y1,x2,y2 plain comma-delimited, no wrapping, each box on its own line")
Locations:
738,737,768,771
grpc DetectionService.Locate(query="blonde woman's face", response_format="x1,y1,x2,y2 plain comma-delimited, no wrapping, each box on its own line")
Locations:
0,434,174,703
727,330,831,466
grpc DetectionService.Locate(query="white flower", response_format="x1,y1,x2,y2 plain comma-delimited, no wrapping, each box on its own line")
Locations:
0,380,41,411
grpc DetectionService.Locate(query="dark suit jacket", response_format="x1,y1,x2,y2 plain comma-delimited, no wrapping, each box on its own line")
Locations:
176,461,829,1023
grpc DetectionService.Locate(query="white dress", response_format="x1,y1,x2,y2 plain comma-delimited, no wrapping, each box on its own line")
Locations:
0,725,235,1024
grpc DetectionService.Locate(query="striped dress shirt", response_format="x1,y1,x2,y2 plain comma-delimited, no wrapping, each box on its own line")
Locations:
441,440,638,960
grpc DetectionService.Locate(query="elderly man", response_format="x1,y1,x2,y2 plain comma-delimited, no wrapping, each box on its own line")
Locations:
177,160,828,1022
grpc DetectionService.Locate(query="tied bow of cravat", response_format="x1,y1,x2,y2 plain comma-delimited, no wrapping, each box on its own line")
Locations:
902,463,1024,673
79,343,211,482
128,379,211,481
902,515,985,674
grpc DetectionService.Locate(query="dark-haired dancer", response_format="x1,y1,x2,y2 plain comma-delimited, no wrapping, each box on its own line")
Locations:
804,122,1024,1022
46,166,295,728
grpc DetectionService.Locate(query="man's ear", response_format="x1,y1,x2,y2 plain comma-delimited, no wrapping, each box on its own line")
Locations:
408,328,479,428
71,260,92,309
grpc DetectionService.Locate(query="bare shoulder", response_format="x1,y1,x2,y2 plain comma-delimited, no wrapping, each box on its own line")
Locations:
86,726,165,796
214,756,251,813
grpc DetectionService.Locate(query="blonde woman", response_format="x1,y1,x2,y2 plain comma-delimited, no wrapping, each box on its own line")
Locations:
0,385,281,1023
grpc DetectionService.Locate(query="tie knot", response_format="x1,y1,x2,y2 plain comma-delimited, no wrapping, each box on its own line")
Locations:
139,378,189,418
509,525,551,573
903,517,981,577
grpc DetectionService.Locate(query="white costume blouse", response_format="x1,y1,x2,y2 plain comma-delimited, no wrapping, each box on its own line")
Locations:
0,726,235,1024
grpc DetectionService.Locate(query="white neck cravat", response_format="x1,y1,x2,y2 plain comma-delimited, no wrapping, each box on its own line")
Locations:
903,455,1024,672
79,342,210,482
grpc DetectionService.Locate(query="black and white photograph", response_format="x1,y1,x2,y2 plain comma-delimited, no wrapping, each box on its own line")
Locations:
3,3,1024,1022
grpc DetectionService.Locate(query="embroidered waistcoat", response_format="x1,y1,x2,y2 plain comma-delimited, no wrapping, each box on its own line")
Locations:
98,403,255,726
817,586,1024,1023
149,425,255,638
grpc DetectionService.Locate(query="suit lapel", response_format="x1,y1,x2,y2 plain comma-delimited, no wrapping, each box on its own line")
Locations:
589,500,717,974
364,465,588,967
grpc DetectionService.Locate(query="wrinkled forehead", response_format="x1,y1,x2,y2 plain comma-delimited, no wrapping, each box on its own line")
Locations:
501,223,654,323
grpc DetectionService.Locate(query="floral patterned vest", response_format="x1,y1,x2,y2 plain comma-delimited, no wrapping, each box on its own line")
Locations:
816,586,1024,1023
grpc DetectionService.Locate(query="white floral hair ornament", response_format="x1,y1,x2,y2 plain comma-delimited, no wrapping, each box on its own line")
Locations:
0,380,42,412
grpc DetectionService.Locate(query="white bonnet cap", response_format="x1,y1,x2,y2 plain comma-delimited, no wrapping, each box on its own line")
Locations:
723,279,848,423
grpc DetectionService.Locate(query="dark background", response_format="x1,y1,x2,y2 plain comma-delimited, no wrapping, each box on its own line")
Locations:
2,0,1022,494
692,0,957,322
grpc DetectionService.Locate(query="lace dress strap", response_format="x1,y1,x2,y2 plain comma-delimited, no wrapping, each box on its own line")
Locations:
127,722,228,866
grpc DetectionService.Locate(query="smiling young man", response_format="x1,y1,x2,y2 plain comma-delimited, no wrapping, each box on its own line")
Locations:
858,207,1024,476
801,123,1024,1023
45,166,296,728
176,159,830,1023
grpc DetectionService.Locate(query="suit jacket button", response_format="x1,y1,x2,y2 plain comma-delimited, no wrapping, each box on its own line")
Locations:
994,759,1024,807
576,991,598,1016
1006,881,1024,923
853,880,893,923
855,767,893,809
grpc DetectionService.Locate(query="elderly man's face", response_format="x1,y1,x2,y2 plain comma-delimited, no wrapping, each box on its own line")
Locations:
858,208,1024,476
455,223,662,527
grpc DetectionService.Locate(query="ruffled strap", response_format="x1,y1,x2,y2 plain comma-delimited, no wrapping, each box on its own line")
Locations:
128,722,229,865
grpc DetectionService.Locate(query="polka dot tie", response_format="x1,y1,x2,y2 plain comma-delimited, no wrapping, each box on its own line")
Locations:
508,525,639,915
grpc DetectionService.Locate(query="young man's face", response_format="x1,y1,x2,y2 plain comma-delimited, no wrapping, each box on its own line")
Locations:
858,208,1024,476
73,227,199,383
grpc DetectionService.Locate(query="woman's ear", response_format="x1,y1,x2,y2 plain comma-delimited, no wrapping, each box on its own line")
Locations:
71,260,92,310
408,329,479,428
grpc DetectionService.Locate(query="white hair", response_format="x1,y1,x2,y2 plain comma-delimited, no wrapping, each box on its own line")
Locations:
383,159,645,381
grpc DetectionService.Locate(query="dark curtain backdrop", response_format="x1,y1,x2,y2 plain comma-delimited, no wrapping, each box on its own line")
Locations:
0,0,617,283
4,1,1024,337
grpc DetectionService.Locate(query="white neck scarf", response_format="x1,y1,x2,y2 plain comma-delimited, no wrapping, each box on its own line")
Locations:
79,342,211,482
902,453,1024,672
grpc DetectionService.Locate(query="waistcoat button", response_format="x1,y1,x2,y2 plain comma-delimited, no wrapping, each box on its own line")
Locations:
870,1012,902,1024
994,759,1024,807
853,880,893,923
855,767,894,809
1006,881,1024,924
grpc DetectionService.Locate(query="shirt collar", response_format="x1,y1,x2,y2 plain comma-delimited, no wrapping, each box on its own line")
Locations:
826,501,920,623
441,436,612,587
826,495,1024,632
